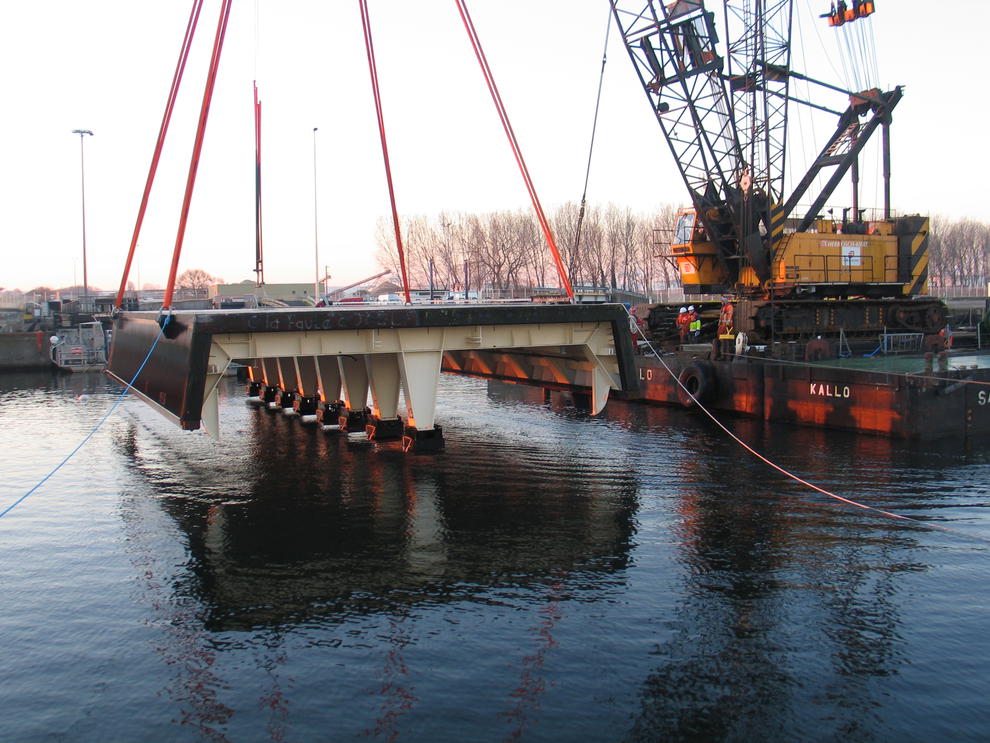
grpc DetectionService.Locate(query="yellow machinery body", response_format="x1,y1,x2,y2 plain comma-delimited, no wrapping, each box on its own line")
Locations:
669,209,930,299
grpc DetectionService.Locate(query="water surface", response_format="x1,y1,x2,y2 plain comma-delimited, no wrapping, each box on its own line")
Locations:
1,370,988,741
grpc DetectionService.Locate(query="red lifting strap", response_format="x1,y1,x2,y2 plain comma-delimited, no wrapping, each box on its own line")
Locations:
162,0,234,310
113,0,205,311
454,0,574,300
359,0,412,305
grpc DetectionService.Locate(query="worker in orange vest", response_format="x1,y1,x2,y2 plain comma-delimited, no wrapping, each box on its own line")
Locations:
676,306,690,342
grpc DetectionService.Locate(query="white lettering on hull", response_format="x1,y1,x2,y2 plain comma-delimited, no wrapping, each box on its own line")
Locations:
809,382,851,399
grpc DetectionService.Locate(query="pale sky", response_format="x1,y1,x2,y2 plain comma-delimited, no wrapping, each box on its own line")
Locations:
1,0,987,293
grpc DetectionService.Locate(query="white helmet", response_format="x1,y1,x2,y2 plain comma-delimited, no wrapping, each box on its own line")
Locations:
688,305,695,311
679,306,687,313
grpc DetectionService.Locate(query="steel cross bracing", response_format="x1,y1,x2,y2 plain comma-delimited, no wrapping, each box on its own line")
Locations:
722,0,792,212
611,1,741,209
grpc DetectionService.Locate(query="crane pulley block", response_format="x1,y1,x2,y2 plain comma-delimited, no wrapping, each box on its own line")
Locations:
821,1,876,28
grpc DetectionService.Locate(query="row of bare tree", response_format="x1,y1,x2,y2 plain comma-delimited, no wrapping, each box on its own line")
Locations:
376,207,990,295
374,203,683,297
929,216,990,288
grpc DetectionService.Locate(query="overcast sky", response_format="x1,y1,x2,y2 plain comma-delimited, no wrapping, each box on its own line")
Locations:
1,0,987,293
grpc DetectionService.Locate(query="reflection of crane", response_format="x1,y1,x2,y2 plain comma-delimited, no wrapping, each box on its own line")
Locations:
612,1,944,341
326,270,391,302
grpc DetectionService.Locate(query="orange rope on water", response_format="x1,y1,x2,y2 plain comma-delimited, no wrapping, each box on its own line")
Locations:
454,0,574,300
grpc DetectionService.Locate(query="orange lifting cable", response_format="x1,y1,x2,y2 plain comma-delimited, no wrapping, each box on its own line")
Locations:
113,0,205,311
454,0,575,300
358,0,412,305
253,80,264,286
162,0,234,311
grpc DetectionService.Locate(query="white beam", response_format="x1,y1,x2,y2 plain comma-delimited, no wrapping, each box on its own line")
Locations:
399,350,443,431
366,353,402,420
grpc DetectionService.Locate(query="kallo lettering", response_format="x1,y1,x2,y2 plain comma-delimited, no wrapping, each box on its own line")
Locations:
809,382,850,399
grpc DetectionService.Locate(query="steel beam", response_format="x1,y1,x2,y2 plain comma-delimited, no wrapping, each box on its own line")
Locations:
106,304,639,437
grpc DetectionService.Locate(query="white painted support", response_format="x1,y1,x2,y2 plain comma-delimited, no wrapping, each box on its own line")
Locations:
398,350,443,430
203,343,234,439
202,319,625,438
581,339,621,415
292,358,304,396
275,358,293,392
315,355,342,402
201,373,223,437
366,353,402,420
338,354,369,411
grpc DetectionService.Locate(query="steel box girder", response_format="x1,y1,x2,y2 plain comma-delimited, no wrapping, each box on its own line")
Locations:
105,304,639,435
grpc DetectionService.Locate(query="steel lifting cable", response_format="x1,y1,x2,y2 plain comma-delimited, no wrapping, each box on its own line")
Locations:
0,318,172,520
454,0,575,300
573,6,613,259
254,80,265,286
162,0,235,310
113,0,205,311
623,307,990,546
358,0,412,305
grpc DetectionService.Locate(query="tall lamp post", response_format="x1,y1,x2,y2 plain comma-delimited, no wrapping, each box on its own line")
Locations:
312,127,320,304
71,129,94,309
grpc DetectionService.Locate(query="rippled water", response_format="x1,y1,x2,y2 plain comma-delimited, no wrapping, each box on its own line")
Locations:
1,369,988,742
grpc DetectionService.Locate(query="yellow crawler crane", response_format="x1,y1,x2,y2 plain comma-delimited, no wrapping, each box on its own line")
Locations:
613,0,944,342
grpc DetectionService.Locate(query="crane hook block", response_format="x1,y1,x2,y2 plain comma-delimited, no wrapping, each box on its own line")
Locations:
820,0,875,27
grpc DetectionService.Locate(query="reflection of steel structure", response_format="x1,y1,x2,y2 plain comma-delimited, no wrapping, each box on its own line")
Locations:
121,408,638,632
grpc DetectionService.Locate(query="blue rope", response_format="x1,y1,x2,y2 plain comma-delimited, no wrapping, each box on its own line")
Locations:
0,318,169,519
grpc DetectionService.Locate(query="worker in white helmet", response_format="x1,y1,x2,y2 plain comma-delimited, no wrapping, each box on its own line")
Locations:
677,306,690,342
688,305,701,340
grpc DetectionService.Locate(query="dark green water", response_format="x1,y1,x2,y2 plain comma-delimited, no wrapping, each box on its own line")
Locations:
1,371,988,741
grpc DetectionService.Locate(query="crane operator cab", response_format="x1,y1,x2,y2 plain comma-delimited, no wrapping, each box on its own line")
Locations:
669,209,731,295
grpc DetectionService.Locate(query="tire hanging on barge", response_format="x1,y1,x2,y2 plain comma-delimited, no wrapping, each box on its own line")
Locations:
677,361,716,408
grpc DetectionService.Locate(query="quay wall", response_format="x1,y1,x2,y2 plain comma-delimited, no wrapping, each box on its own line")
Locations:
0,332,52,371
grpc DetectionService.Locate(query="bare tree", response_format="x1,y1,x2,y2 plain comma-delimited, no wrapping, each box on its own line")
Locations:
176,269,221,298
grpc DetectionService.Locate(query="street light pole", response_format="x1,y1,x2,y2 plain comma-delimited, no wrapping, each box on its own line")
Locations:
312,127,320,304
71,129,94,309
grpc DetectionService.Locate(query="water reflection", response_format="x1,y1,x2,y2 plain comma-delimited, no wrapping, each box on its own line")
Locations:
112,387,640,738
119,408,638,631
617,405,934,741
98,375,987,741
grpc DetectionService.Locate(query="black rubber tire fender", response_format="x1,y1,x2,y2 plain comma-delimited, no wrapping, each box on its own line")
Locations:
677,361,716,408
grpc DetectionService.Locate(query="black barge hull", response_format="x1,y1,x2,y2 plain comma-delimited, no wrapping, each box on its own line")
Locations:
626,352,990,440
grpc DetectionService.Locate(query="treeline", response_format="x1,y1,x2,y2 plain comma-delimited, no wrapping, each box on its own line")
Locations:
375,203,682,297
929,216,990,288
375,207,989,295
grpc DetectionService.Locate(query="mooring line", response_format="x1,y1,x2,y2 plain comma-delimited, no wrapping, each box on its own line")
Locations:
625,309,990,546
0,318,170,520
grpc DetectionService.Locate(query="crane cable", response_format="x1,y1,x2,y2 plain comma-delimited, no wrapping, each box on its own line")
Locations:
572,7,613,259
162,0,235,310
453,0,574,300
358,0,412,305
113,0,205,311
624,307,990,546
